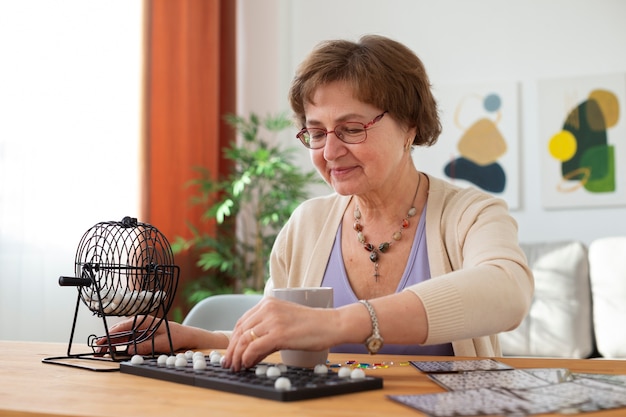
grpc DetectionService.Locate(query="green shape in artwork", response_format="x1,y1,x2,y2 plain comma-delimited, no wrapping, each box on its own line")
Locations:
582,144,615,193
562,99,608,181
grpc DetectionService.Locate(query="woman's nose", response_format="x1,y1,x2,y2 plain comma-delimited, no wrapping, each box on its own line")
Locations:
322,131,347,160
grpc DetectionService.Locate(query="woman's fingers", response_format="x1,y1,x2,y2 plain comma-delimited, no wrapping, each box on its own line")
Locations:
223,301,269,370
224,319,254,370
223,298,324,371
94,315,172,354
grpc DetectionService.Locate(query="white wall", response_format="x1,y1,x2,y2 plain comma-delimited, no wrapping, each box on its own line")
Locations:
238,0,626,245
0,1,142,342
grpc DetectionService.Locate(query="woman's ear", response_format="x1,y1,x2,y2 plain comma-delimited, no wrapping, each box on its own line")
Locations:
405,126,417,150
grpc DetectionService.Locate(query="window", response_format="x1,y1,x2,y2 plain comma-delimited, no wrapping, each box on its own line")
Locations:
0,1,143,342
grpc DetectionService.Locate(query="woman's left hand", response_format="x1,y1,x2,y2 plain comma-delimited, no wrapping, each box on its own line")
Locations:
222,297,337,371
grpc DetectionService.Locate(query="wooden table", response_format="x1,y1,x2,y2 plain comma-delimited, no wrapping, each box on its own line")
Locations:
2,340,626,416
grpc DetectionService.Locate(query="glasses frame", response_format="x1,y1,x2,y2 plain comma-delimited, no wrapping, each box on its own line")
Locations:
296,111,388,149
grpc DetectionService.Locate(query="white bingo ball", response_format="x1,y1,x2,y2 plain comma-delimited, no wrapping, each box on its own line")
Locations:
122,292,133,305
82,289,94,302
276,363,288,373
266,366,282,378
274,377,292,390
338,367,352,378
113,291,124,304
193,359,207,370
176,353,186,360
350,368,366,380
165,355,177,367
255,365,268,376
130,355,144,365
137,297,151,314
184,350,195,359
192,351,205,361
157,354,168,366
210,353,222,365
313,364,328,374
175,356,188,368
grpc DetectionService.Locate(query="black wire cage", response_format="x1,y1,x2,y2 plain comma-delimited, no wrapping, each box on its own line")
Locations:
43,216,180,371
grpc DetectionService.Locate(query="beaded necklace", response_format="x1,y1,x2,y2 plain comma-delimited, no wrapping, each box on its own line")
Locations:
353,173,421,281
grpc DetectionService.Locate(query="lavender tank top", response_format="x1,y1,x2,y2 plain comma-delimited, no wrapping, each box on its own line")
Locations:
321,205,454,356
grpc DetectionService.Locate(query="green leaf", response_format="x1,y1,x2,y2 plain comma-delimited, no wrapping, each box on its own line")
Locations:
216,199,234,223
232,173,251,196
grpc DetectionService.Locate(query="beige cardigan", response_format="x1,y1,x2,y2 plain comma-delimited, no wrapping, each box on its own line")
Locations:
265,175,534,357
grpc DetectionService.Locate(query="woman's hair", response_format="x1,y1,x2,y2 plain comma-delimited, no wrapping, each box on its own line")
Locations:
288,34,441,147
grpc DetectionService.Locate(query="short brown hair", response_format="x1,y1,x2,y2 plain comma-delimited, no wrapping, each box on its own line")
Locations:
288,34,441,147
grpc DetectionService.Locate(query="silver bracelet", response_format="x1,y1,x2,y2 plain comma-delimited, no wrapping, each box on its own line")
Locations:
359,300,384,354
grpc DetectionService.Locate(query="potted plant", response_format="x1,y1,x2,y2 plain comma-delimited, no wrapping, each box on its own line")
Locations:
172,112,322,308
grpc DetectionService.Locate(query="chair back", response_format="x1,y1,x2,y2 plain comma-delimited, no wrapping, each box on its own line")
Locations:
182,293,263,331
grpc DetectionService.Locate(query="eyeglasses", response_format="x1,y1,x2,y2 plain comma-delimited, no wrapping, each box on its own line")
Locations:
296,111,388,149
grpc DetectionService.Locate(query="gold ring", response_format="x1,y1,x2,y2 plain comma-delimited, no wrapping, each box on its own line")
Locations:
249,328,258,341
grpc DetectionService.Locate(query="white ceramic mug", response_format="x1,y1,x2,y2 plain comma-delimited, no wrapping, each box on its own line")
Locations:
271,287,333,368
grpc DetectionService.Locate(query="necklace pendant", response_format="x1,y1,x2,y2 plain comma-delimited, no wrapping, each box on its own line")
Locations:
369,251,379,262
378,242,390,253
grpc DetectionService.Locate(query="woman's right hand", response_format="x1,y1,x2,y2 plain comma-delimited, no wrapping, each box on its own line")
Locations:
95,316,228,355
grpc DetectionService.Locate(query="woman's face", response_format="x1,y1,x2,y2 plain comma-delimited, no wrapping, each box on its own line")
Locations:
304,81,414,197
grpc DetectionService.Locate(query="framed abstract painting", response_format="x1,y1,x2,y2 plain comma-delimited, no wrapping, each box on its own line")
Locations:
414,81,520,209
538,73,626,209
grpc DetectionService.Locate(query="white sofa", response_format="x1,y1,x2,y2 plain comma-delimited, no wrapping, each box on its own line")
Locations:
499,237,626,359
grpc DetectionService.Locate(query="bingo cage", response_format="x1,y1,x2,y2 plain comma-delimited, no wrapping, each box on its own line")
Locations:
43,216,179,371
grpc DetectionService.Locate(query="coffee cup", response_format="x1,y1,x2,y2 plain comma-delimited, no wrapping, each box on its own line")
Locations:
271,287,333,368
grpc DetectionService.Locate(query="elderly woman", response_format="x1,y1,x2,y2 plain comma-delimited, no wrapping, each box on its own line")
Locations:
102,35,533,371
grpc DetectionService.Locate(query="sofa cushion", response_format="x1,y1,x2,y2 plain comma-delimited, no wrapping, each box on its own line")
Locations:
588,237,626,359
500,240,594,358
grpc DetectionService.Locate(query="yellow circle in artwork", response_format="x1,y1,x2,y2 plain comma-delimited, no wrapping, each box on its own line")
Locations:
548,130,577,162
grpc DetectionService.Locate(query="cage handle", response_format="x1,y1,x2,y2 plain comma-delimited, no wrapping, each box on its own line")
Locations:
58,276,92,287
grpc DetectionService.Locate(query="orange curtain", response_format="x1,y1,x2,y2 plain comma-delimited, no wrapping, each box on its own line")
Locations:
142,0,236,317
